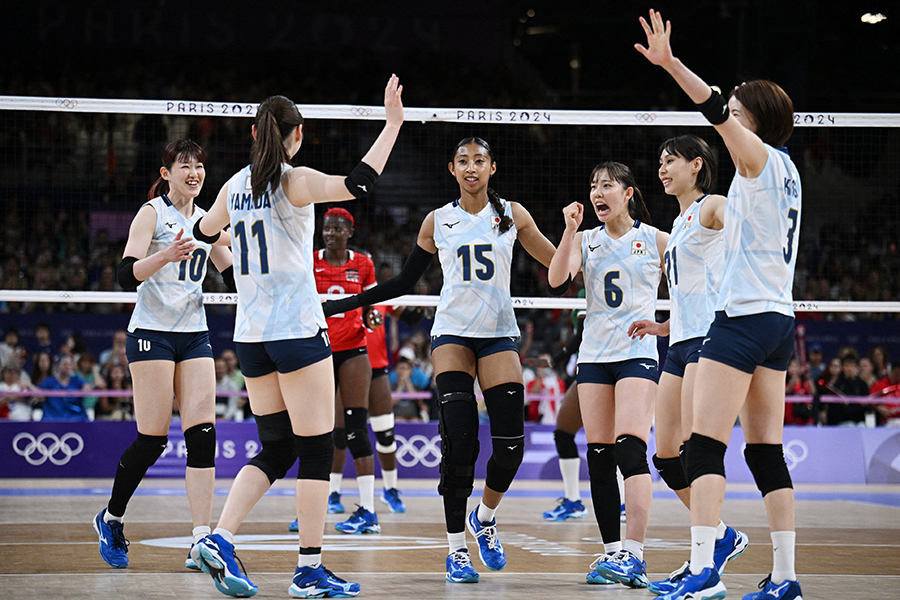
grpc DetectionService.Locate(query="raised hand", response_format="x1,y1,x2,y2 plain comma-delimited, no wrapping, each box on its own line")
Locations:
384,74,404,128
163,228,195,263
634,9,674,68
562,202,584,233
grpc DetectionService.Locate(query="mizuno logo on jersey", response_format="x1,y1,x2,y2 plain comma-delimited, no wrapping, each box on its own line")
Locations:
631,240,647,255
443,221,460,229
589,243,601,252
165,222,176,229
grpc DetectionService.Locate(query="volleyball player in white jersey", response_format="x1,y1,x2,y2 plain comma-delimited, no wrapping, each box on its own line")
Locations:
191,76,404,598
548,161,665,589
628,135,748,595
93,140,233,571
637,10,803,600
322,137,556,583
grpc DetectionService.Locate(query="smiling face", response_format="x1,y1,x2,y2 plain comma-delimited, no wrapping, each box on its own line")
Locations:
449,142,496,196
161,153,205,200
658,149,701,198
322,215,352,252
590,169,632,223
728,95,758,134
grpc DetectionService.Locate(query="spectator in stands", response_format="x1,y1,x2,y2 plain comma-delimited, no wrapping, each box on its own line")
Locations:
0,365,31,420
36,355,89,421
525,353,566,425
859,357,878,389
869,345,891,378
220,349,245,393
214,356,243,421
32,323,54,358
31,351,54,387
0,326,23,370
76,351,104,418
99,329,128,370
94,363,133,421
871,364,900,426
391,356,428,421
784,358,813,425
806,344,825,384
825,355,872,426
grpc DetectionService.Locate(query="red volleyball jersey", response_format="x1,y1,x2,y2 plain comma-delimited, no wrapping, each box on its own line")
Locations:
314,250,376,352
364,304,396,369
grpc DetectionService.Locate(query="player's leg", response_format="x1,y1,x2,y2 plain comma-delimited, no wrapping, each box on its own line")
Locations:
369,369,405,513
542,385,589,521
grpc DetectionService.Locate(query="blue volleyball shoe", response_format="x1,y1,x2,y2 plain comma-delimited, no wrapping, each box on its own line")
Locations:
713,526,749,574
445,550,480,583
648,561,689,595
585,554,616,584
742,575,803,600
542,498,589,521
334,506,381,534
186,543,201,571
93,509,129,568
328,492,345,514
288,519,299,532
466,509,506,571
196,534,258,597
288,564,360,598
380,488,407,513
589,549,648,588
658,567,726,600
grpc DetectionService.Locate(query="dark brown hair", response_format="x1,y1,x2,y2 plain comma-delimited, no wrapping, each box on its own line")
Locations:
251,95,304,199
589,161,652,226
454,137,513,233
729,80,794,147
147,140,206,201
658,134,717,194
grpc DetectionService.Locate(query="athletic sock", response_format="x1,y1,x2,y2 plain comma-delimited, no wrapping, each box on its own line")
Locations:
770,531,797,583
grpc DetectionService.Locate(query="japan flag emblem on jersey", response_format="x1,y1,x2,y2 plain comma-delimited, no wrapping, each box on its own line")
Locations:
631,240,647,255
683,213,695,229
491,215,501,229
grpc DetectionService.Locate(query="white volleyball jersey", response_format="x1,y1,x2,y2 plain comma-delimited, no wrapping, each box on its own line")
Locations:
431,199,519,338
665,196,725,344
718,145,801,317
578,221,661,364
128,196,211,333
225,164,327,342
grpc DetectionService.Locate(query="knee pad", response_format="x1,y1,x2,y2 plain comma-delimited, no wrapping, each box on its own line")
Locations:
554,429,579,460
482,383,525,493
344,407,373,459
586,443,617,482
652,453,689,491
436,371,479,498
295,432,334,481
615,434,650,480
683,433,728,484
370,413,396,454
744,443,793,496
248,410,296,484
333,427,347,450
184,423,216,469
121,433,168,471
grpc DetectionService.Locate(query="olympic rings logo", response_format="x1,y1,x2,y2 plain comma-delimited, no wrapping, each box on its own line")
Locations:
635,112,656,123
55,99,78,109
394,433,441,468
350,107,373,117
783,440,808,471
13,432,84,466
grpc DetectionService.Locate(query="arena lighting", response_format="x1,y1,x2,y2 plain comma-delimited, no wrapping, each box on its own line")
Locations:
861,12,887,24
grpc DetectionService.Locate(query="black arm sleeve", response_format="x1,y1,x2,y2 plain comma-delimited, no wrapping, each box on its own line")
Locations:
116,256,142,290
547,274,572,296
551,314,585,367
193,219,221,244
396,306,426,326
322,244,435,318
220,266,236,293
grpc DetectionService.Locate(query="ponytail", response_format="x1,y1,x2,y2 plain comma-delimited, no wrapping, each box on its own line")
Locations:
250,96,304,199
628,188,653,226
147,176,168,201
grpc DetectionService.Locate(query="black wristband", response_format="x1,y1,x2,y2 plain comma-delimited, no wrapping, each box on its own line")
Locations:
344,161,379,198
696,89,730,125
116,256,142,290
193,219,221,244
547,274,572,296
397,306,425,326
220,266,236,293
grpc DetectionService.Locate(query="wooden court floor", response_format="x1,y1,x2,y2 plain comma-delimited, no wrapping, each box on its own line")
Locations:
1,478,898,599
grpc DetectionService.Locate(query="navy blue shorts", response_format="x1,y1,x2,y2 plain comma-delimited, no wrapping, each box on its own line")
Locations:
662,337,704,378
126,329,213,363
430,334,519,359
577,358,659,385
701,311,795,374
236,329,332,378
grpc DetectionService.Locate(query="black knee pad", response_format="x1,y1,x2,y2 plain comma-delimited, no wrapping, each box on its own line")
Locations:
615,434,650,480
333,428,347,451
295,432,334,481
483,383,525,493
121,433,168,471
653,453,689,491
683,433,728,484
248,410,297,484
744,443,793,496
436,371,480,499
554,429,579,460
586,443,617,482
184,423,216,469
344,407,373,459
370,413,396,454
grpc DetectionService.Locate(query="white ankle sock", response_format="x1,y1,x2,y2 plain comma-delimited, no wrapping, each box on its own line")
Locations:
212,528,234,545
689,526,717,574
192,525,211,544
770,531,797,583
104,511,123,524
448,531,467,554
358,475,376,513
623,539,644,561
329,472,343,495
559,457,581,501
604,540,623,555
476,502,496,524
382,469,398,490
298,553,321,569
716,520,727,540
